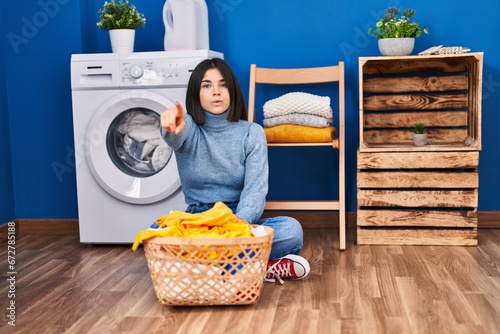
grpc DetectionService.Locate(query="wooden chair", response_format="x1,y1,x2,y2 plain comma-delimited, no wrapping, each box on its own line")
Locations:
248,62,346,250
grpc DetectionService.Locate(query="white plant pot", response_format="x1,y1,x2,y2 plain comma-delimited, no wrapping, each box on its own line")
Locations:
109,29,135,53
413,133,428,146
378,38,415,56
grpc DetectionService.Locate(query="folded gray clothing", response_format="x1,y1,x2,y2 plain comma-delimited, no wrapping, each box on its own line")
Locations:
263,113,333,128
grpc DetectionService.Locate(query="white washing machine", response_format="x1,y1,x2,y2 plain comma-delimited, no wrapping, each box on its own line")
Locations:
71,50,223,244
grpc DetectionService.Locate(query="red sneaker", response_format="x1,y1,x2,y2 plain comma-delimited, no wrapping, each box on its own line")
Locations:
265,254,310,284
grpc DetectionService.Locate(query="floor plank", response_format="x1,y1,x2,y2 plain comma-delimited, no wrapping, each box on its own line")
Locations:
0,228,499,333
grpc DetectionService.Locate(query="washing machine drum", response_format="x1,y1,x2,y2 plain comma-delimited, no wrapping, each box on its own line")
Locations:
85,91,181,204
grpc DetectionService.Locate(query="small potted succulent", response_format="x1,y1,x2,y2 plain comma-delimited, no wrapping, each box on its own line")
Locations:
413,122,427,146
97,0,146,53
368,7,429,56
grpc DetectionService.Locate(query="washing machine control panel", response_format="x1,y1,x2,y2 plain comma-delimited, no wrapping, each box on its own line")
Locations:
120,58,196,87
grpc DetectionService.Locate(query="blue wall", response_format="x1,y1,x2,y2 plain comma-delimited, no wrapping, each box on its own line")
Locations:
1,0,499,223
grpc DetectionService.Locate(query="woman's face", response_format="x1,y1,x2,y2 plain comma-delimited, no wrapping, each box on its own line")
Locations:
199,68,230,115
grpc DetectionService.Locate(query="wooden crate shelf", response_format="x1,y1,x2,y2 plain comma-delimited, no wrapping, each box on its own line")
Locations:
357,150,479,246
359,53,483,152
357,54,483,246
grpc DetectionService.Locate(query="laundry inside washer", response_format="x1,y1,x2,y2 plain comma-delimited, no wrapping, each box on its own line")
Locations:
108,108,172,176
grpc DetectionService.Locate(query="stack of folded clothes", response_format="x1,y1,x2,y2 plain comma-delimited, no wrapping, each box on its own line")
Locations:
262,92,336,143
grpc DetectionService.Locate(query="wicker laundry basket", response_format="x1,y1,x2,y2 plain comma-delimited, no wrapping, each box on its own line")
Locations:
142,226,274,306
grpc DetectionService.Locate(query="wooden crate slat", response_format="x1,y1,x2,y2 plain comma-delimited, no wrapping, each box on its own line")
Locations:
357,190,478,208
363,75,468,93
360,55,477,75
357,151,479,169
468,60,482,146
363,111,468,128
358,143,478,152
357,171,478,189
363,93,468,111
356,209,477,227
363,128,466,144
357,227,477,246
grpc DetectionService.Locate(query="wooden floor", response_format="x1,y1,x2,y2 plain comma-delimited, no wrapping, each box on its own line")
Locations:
1,228,499,334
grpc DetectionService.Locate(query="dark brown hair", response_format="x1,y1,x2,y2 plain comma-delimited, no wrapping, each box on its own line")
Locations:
185,58,247,124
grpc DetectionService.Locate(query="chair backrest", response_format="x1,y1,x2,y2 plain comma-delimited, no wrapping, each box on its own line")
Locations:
248,63,345,135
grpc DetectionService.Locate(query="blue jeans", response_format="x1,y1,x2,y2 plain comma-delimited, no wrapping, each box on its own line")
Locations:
186,202,304,260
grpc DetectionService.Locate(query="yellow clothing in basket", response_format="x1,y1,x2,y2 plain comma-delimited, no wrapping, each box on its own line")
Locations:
264,124,336,143
132,202,251,251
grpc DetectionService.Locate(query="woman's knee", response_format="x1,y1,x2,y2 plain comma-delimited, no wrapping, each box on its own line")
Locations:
263,216,304,258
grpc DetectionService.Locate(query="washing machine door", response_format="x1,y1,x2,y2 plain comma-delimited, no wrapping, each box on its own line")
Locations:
85,90,181,204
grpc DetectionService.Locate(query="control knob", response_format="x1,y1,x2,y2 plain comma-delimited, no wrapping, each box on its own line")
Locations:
130,65,144,79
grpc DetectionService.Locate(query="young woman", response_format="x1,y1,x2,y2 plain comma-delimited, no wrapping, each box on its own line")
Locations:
159,58,310,283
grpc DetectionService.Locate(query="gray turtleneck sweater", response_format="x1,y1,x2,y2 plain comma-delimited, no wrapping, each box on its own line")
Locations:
160,111,268,224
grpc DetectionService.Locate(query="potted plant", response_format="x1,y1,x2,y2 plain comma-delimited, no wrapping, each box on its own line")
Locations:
368,7,429,56
97,0,146,53
413,122,428,146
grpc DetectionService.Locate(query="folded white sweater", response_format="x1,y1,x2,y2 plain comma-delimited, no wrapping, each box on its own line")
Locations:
263,92,332,118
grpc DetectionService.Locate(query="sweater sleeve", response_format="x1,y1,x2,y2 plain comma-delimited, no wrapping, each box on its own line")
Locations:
235,123,269,223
